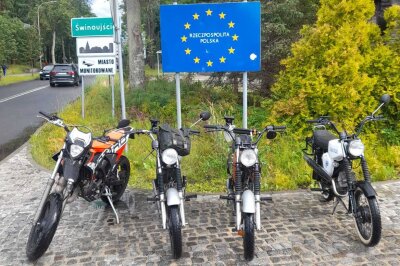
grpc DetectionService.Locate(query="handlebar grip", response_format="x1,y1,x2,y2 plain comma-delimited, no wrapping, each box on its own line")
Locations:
204,125,219,129
273,126,286,130
39,111,52,119
189,129,200,135
306,120,319,123
233,128,251,135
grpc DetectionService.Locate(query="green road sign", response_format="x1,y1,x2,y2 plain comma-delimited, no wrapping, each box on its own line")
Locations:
71,17,114,37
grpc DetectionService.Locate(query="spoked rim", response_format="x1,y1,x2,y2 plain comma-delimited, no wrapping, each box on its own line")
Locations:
354,188,373,242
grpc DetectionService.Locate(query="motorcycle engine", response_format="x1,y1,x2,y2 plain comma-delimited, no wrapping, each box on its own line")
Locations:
81,179,103,202
335,171,348,195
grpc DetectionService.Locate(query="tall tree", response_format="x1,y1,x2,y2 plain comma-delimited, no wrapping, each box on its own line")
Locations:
126,0,145,88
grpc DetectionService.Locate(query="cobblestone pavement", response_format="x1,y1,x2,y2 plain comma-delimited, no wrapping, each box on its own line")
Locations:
1,145,400,266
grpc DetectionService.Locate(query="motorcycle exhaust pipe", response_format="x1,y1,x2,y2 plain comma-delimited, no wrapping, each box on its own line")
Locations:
303,154,332,184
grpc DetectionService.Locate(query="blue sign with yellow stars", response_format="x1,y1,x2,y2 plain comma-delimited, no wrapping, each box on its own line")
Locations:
160,2,261,73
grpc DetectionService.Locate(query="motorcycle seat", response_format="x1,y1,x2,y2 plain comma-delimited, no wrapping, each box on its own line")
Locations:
91,130,125,150
313,130,336,150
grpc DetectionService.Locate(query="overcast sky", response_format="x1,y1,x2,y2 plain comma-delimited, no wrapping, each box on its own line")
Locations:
91,0,112,17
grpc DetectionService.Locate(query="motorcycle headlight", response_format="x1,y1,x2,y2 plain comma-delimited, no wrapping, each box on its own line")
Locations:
348,139,365,157
70,143,84,158
162,148,178,165
240,149,257,167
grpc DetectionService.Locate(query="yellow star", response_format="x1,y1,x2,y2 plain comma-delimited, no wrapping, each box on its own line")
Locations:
219,12,226,19
232,34,239,41
219,56,226,63
181,35,187,42
193,13,199,20
194,57,200,64
206,9,212,16
184,22,191,29
185,48,191,55
207,60,213,67
228,47,235,54
228,21,235,28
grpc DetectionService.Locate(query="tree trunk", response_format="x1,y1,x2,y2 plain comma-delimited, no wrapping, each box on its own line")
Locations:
62,37,66,63
126,0,145,89
51,30,56,64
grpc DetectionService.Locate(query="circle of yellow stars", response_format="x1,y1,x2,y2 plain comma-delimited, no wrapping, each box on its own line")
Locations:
179,8,239,68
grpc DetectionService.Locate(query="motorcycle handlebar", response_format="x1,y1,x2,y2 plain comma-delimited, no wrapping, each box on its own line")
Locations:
204,125,220,129
306,119,319,124
189,129,200,135
233,128,252,135
39,111,54,120
272,125,286,130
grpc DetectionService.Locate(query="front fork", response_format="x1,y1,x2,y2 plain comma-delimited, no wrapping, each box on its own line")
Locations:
33,149,64,224
344,156,372,216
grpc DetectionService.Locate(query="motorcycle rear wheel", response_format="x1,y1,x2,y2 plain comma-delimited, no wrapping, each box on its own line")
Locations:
354,187,381,246
243,213,255,261
168,206,182,259
26,193,63,261
101,155,130,204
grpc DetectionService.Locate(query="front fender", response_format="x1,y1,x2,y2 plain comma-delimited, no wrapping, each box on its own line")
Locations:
166,188,180,206
356,181,377,198
241,190,255,213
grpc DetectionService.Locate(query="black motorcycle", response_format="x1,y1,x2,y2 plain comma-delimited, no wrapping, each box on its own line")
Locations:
132,111,211,259
205,116,285,261
303,94,391,246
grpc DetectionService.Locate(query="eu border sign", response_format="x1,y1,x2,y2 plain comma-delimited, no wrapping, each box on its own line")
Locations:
160,2,261,72
71,17,114,37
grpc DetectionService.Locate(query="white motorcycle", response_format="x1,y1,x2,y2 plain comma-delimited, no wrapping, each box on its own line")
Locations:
132,111,210,259
303,94,391,246
205,116,285,261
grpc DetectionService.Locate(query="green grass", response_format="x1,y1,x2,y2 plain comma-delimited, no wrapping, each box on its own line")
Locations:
7,64,33,75
0,73,38,86
29,76,400,192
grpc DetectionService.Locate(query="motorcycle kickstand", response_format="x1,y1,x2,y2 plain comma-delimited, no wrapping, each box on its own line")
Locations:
332,196,348,215
104,187,120,224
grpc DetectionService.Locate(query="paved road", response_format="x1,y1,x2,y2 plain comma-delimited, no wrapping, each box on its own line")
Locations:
0,78,93,159
0,145,399,265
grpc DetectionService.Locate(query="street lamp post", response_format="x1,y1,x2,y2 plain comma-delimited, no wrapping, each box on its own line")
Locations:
37,1,56,69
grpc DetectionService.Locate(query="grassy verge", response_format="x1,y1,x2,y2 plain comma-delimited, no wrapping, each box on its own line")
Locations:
30,76,400,192
0,74,38,86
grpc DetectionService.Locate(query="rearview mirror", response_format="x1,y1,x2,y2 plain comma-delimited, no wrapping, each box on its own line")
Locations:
380,94,391,104
200,111,211,121
117,119,130,129
266,131,277,139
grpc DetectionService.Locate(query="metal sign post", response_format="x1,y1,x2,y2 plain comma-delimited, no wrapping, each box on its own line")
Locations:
243,72,248,128
175,73,182,128
111,75,115,118
81,77,85,118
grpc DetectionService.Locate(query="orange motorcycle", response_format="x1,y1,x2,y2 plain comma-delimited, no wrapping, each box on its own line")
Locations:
26,111,134,261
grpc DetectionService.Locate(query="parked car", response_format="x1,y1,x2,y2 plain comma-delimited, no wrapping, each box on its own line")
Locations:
49,64,80,87
39,65,53,80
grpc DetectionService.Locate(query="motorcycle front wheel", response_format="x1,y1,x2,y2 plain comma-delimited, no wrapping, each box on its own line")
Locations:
243,213,255,261
354,187,382,246
101,155,130,204
168,206,182,259
26,192,63,261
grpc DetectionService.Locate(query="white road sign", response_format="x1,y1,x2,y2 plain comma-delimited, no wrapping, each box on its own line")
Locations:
78,57,116,76
76,37,115,57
